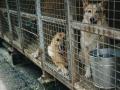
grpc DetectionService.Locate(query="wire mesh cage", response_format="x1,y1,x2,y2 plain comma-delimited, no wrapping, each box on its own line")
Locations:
41,0,65,19
10,13,21,48
8,0,17,11
42,21,70,78
0,11,1,36
19,0,36,14
0,0,6,8
71,0,120,29
19,0,41,61
71,0,83,22
0,11,11,43
0,0,120,90
72,29,120,90
22,17,40,60
0,0,11,42
109,1,120,29
70,0,120,90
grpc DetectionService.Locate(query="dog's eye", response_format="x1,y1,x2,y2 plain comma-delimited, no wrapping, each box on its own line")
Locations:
56,39,60,41
59,34,62,37
88,10,91,13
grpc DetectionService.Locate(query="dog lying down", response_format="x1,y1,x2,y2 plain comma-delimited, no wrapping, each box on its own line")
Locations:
48,32,68,76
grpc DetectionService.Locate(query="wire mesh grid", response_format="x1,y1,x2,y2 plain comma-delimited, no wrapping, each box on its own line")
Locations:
0,11,11,43
71,0,120,90
42,21,70,78
0,0,6,8
41,0,65,19
19,0,41,60
10,13,21,48
71,0,120,29
22,17,40,59
0,11,2,37
72,29,120,90
71,0,83,22
107,0,120,29
8,0,17,11
19,0,36,14
0,0,120,90
0,0,9,41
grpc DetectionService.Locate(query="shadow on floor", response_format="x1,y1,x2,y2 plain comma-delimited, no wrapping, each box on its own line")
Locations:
0,46,69,90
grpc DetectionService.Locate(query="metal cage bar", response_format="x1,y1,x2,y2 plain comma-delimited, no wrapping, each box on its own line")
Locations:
5,0,12,43
65,0,75,87
36,0,45,68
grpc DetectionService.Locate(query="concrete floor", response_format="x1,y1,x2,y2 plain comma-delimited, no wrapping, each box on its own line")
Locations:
0,47,69,90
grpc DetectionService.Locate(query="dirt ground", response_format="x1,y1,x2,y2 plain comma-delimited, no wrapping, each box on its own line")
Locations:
0,47,69,90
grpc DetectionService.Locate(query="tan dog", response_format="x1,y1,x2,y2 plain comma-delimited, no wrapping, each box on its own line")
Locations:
48,32,68,75
80,0,107,78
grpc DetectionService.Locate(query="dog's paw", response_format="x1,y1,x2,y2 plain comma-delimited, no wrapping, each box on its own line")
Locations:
56,67,68,76
31,50,39,58
56,67,61,72
74,82,86,90
74,82,80,89
61,68,68,76
85,71,91,78
85,66,91,78
31,53,37,58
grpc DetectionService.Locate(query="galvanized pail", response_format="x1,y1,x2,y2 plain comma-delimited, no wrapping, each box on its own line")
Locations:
90,48,120,89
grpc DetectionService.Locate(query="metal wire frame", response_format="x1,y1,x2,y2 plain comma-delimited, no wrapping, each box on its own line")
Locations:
70,0,120,90
19,0,36,14
72,30,120,89
0,11,2,36
21,17,38,35
18,0,41,60
37,0,72,87
71,0,83,22
0,0,120,90
10,13,21,48
0,11,11,43
0,0,11,43
40,0,66,19
22,30,39,54
0,0,6,8
107,0,120,29
8,0,17,11
21,17,39,57
42,21,70,78
7,0,22,50
71,0,120,29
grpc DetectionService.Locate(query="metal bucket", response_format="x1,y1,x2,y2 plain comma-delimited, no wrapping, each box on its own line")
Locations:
90,48,120,89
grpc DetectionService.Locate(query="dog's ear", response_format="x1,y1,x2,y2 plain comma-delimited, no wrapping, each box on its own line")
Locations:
82,0,89,8
99,0,106,8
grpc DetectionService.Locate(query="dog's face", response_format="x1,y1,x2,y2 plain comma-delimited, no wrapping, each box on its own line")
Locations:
51,32,65,46
83,0,104,24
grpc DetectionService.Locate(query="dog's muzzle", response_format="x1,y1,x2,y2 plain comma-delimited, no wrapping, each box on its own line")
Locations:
90,17,97,24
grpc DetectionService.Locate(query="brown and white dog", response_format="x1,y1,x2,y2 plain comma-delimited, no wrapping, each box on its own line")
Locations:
48,32,68,75
80,0,107,78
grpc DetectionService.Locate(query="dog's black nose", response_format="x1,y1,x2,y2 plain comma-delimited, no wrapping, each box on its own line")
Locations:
90,17,97,24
